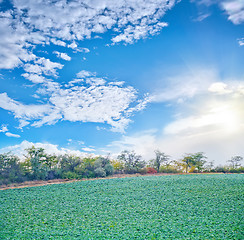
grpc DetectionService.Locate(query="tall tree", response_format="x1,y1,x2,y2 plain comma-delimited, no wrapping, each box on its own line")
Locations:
152,150,171,172
182,154,194,173
25,146,47,179
228,156,243,169
193,152,207,172
117,150,145,173
0,153,25,184
182,152,207,173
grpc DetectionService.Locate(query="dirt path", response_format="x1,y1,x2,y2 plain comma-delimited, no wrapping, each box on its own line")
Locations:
0,173,187,190
0,172,225,190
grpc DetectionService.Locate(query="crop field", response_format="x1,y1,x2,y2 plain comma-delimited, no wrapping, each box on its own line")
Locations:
0,174,243,239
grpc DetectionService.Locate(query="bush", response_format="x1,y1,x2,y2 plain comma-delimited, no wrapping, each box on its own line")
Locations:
146,167,157,174
62,171,80,179
159,166,179,173
94,167,106,177
104,164,114,176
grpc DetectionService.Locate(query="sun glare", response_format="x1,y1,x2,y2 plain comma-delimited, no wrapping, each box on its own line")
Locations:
208,103,241,133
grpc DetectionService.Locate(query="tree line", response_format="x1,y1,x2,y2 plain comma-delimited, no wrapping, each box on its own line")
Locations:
0,147,243,185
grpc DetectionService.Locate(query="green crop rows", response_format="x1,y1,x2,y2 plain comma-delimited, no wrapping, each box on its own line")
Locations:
0,174,243,239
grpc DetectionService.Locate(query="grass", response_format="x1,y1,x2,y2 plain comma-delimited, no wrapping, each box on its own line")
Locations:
0,174,243,239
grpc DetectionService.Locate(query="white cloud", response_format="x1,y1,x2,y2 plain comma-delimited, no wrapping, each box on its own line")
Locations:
106,72,244,165
24,58,63,77
82,147,95,152
50,38,66,47
194,13,211,22
0,140,95,160
81,48,90,53
22,73,46,83
151,68,217,103
192,0,244,24
238,38,244,46
0,125,8,133
5,132,21,138
111,22,168,44
53,51,71,61
67,42,78,49
0,71,149,132
0,92,54,125
0,0,179,70
208,81,244,95
107,95,244,165
221,0,244,24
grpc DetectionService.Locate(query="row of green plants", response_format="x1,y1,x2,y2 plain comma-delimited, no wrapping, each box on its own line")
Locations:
0,147,243,185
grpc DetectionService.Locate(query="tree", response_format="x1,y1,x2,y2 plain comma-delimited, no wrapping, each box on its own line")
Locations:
0,153,25,184
152,150,171,172
228,156,243,169
182,154,194,173
94,156,114,177
59,154,81,173
117,150,145,173
193,152,207,172
25,146,47,180
25,146,59,180
182,152,207,173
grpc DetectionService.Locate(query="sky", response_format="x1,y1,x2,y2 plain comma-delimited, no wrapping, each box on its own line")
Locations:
0,0,243,165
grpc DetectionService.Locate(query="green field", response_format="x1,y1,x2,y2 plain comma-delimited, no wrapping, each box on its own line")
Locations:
0,174,243,239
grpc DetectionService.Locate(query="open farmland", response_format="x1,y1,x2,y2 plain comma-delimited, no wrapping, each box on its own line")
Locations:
0,174,243,239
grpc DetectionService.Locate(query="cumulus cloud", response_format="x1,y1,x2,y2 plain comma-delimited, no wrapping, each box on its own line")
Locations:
53,51,71,61
0,71,149,132
0,0,179,70
0,140,95,160
22,73,46,84
0,125,8,132
221,0,244,24
0,92,54,125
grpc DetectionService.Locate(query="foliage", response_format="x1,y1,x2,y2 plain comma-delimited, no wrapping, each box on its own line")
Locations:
228,156,243,169
110,160,124,173
146,167,158,174
94,157,114,177
139,167,158,174
117,150,145,173
159,166,180,173
1,175,243,239
25,146,59,180
182,152,207,173
151,150,171,172
59,154,81,174
0,153,25,185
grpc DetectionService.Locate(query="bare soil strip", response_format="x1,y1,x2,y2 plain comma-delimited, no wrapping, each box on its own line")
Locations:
0,172,224,190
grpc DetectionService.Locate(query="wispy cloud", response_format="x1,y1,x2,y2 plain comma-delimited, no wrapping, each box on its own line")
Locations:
194,13,211,22
150,68,217,103
106,70,244,165
238,38,244,46
5,132,21,138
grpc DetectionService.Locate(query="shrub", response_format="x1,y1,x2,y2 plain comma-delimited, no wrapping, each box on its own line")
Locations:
62,171,80,179
159,166,179,173
146,167,157,174
94,167,106,177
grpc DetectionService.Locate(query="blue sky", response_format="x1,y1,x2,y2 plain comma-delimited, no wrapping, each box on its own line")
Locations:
0,0,243,165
